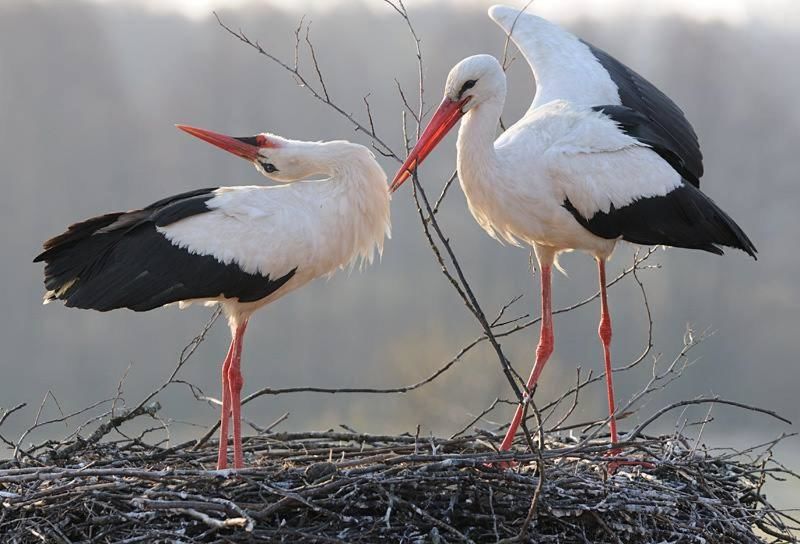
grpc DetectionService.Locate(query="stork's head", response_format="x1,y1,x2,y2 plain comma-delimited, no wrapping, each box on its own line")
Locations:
444,54,506,112
176,125,329,183
390,54,505,192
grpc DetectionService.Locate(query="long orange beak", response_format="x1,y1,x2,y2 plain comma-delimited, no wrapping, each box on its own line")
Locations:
176,124,262,161
390,96,470,193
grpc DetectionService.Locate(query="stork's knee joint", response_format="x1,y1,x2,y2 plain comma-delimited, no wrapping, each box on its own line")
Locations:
536,337,554,360
598,318,612,345
228,370,244,393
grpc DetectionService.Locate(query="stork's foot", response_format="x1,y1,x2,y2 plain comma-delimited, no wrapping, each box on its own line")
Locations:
215,456,244,471
216,441,229,470
484,458,519,470
217,452,245,471
232,456,244,470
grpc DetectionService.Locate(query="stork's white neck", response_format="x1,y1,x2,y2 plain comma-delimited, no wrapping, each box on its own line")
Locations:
310,142,392,270
259,138,390,266
456,94,504,189
282,140,372,181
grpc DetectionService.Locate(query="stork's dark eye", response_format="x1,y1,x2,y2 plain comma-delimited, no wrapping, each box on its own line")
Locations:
261,162,278,173
458,79,477,98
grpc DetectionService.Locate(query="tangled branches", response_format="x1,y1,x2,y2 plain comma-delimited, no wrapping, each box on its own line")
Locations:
0,423,797,543
1,314,796,542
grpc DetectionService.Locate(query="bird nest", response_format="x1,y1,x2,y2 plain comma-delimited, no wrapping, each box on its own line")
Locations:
1,426,796,543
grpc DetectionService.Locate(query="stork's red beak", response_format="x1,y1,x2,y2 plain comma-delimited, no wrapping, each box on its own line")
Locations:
176,124,262,161
390,96,470,193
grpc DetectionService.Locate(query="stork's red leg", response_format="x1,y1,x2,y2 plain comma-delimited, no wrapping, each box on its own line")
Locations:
499,264,554,451
599,260,655,473
227,319,249,469
216,339,236,470
597,259,619,446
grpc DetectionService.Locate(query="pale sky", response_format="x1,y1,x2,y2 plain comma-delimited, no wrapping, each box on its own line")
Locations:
86,0,800,27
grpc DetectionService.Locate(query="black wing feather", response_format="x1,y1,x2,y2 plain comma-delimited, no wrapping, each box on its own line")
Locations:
583,40,704,187
592,105,697,184
35,188,297,312
564,183,757,259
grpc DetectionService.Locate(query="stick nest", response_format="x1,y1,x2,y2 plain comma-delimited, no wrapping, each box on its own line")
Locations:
1,429,795,543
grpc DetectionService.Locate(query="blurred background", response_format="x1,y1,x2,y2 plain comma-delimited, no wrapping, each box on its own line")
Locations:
1,0,799,505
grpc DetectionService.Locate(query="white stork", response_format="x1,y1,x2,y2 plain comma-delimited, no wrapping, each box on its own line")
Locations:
391,5,756,460
35,126,391,469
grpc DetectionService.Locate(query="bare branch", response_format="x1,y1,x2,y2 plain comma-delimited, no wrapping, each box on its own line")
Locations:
431,170,459,215
628,397,792,440
214,11,399,161
0,403,26,429
304,22,330,102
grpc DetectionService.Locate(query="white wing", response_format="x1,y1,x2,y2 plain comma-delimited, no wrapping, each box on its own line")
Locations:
489,4,705,186
161,181,389,284
542,109,683,220
160,186,312,280
488,5,620,114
